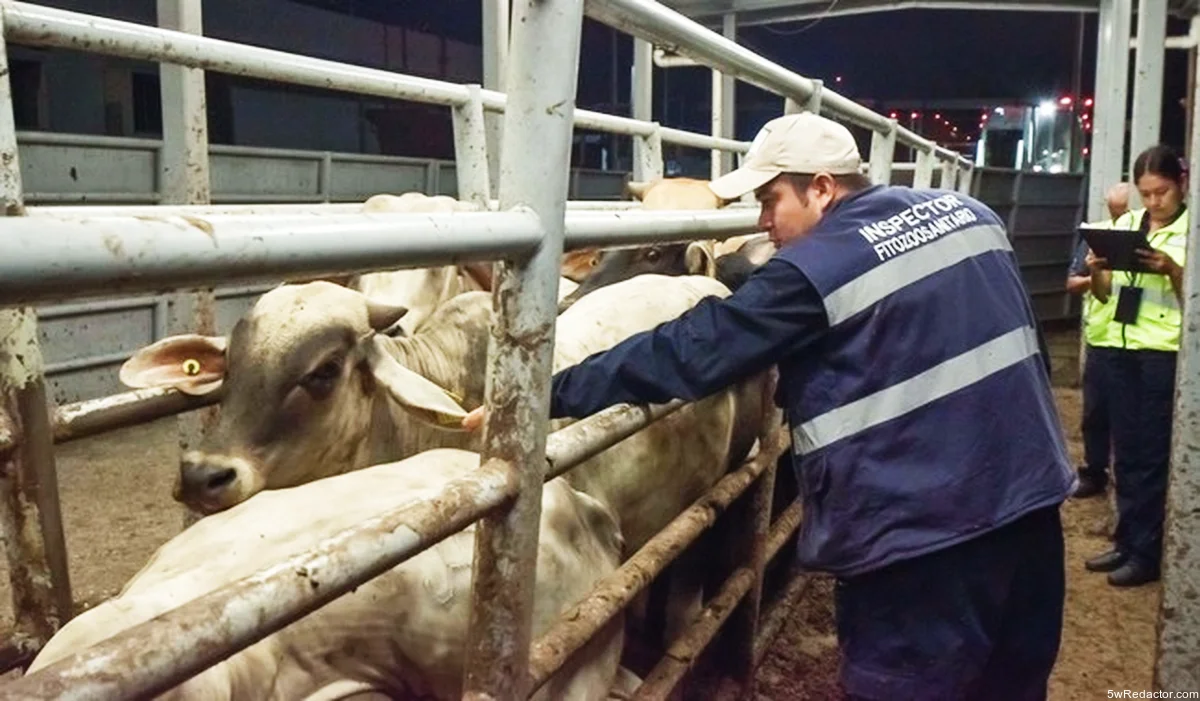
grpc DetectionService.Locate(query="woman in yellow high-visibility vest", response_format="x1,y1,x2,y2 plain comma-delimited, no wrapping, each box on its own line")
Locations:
1084,144,1189,587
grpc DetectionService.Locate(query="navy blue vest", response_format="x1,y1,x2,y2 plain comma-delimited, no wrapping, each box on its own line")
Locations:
775,185,1073,577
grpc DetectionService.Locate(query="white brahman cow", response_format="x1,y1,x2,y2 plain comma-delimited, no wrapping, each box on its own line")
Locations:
120,274,770,648
347,192,579,336
27,449,628,700
557,178,772,311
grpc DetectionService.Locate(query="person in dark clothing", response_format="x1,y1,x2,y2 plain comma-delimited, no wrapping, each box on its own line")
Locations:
1065,182,1130,499
1083,145,1189,587
464,112,1073,700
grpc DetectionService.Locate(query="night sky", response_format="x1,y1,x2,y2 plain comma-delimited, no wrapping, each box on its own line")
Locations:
300,1,1194,158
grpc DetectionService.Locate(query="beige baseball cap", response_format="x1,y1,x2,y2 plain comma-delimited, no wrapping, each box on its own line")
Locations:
708,112,862,201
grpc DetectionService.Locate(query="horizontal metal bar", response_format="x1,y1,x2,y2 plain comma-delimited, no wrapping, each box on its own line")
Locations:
2,7,733,161
51,387,220,446
0,209,543,306
544,401,687,479
211,193,337,203
44,350,134,375
563,209,761,249
658,126,750,153
583,0,966,168
632,567,757,701
24,192,161,203
527,435,778,692
35,297,159,320
24,203,364,218
14,130,163,150
765,499,803,565
3,457,518,700
752,567,813,670
2,2,474,108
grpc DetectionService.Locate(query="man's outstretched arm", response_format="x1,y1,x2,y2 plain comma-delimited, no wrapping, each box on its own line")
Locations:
548,259,830,419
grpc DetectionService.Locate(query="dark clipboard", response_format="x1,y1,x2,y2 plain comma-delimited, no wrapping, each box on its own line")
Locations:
1078,225,1152,273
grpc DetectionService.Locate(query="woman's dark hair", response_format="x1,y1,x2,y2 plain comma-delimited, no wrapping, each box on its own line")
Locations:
1133,144,1188,187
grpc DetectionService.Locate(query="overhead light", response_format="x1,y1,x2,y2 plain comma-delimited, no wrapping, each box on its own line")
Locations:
1037,101,1057,117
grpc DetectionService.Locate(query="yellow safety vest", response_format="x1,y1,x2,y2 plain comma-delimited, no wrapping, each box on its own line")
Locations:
1102,207,1189,352
1080,217,1121,348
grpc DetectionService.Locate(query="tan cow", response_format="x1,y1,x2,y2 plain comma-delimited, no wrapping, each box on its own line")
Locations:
348,192,579,336
557,178,773,311
120,274,770,646
27,449,629,700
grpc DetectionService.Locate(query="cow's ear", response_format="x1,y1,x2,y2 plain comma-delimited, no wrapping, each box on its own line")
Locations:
362,335,468,430
626,180,654,201
119,334,227,396
685,241,716,277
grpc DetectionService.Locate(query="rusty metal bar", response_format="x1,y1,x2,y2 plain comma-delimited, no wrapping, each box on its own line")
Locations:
51,387,220,446
752,567,815,670
632,568,757,701
0,8,73,666
544,400,686,480
527,425,783,693
3,458,518,701
460,0,585,698
723,404,784,692
765,499,804,565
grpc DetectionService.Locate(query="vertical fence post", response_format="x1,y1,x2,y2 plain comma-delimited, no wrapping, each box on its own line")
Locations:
635,126,664,182
0,7,73,660
483,0,510,200
452,85,493,208
939,159,957,190
157,0,215,530
632,38,654,180
1154,37,1200,690
868,120,897,186
723,392,783,696
913,147,936,189
461,0,585,697
956,162,973,195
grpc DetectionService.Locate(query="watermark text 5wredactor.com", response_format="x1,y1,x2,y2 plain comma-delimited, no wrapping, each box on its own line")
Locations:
1109,692,1200,699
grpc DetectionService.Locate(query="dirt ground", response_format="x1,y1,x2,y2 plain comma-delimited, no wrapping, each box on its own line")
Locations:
0,374,1163,699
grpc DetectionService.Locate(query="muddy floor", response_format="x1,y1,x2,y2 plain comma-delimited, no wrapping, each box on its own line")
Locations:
0,384,1163,699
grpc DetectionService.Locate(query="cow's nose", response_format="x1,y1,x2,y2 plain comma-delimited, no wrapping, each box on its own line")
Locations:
179,453,239,499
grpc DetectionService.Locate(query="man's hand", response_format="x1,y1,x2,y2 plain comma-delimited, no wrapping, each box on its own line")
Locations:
1136,248,1182,276
1085,249,1109,273
462,406,487,432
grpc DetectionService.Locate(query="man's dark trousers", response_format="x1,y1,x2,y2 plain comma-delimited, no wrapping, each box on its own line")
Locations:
1080,345,1114,490
836,505,1065,701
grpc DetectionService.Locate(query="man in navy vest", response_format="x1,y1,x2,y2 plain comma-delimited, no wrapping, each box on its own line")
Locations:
464,112,1074,700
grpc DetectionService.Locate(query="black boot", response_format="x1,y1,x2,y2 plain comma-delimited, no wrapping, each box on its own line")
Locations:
1108,560,1160,587
1085,549,1127,572
1071,468,1107,499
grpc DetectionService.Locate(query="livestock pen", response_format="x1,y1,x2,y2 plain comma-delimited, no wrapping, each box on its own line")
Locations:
0,0,1194,699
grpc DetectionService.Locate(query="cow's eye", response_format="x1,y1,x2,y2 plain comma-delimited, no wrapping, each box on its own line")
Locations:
644,248,660,262
300,360,341,398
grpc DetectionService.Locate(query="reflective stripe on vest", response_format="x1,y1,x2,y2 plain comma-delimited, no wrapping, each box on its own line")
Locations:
774,185,1074,577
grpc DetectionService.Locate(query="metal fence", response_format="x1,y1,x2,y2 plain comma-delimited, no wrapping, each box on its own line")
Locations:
4,0,1179,699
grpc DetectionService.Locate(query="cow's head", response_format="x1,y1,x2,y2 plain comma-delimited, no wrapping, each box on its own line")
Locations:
120,282,469,515
557,178,722,312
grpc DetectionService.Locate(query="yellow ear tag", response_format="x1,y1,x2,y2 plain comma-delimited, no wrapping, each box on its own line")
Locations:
181,359,202,377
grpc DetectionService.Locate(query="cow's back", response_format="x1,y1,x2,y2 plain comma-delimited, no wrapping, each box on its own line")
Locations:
551,274,767,553
29,450,624,701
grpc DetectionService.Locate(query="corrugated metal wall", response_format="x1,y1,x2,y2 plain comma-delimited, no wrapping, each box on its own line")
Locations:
19,131,629,405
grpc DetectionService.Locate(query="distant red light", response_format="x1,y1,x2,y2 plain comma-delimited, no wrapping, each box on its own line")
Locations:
1084,98,1094,107
910,112,919,119
1059,96,1073,106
